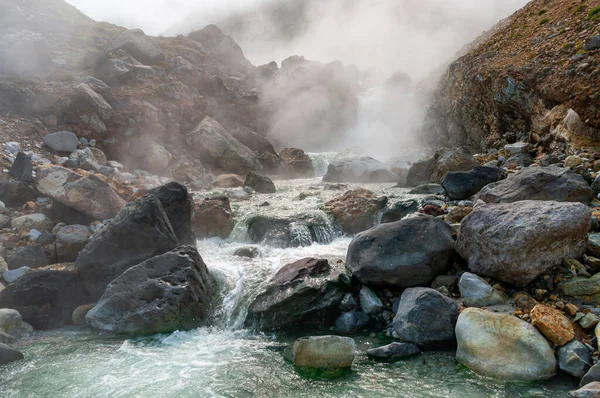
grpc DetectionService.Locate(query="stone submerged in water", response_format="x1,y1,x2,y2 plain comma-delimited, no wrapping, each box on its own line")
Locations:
477,166,594,205
285,336,356,368
458,272,507,308
456,200,591,287
0,342,23,366
247,258,345,331
392,288,459,348
441,166,505,201
455,308,556,381
86,246,216,335
366,342,420,361
346,215,455,289
322,156,398,183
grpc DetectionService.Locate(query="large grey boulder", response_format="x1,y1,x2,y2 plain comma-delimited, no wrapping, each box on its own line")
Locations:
392,288,459,348
558,339,592,379
284,335,355,368
246,258,345,331
456,308,557,381
477,167,594,204
0,342,23,365
0,309,23,338
186,117,260,175
0,270,90,329
456,201,591,286
346,215,455,289
74,83,113,121
244,171,276,194
0,181,35,207
86,246,215,335
106,29,165,65
230,126,276,155
35,166,126,220
323,156,398,183
407,147,480,186
76,194,179,300
147,182,195,245
42,131,78,153
441,166,505,200
188,25,252,70
5,245,50,270
458,272,508,307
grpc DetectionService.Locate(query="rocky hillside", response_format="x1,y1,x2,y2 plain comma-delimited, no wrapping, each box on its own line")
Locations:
424,0,600,153
0,0,361,183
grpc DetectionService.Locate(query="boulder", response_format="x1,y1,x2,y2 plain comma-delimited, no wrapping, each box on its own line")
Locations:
192,197,233,239
458,272,507,307
359,287,383,315
244,171,276,193
230,126,276,155
0,342,23,365
322,156,398,183
9,152,33,182
247,258,345,331
11,213,54,234
339,293,359,312
73,83,113,121
381,200,419,223
147,182,195,245
570,382,600,398
346,215,455,288
323,188,388,235
0,181,35,207
561,273,600,302
581,364,600,387
334,311,369,334
477,167,594,204
188,25,251,70
392,288,459,348
106,29,165,65
0,309,23,338
133,142,172,174
279,148,314,178
5,245,50,270
441,167,505,200
0,270,90,329
212,174,245,188
366,342,420,361
408,184,445,195
285,335,355,368
530,304,575,346
95,58,137,86
407,148,479,186
35,166,126,220
76,194,179,300
587,234,600,258
504,153,534,169
456,201,591,286
455,308,557,381
186,117,260,175
55,225,91,262
86,246,215,335
42,131,78,153
557,339,592,378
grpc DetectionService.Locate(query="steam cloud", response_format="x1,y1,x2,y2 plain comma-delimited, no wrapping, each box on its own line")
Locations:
67,0,529,161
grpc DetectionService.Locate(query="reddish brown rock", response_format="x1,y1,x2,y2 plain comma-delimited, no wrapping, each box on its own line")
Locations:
530,304,575,346
323,188,387,235
192,197,233,239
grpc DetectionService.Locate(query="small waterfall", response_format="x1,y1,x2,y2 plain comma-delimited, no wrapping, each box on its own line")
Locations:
308,152,338,177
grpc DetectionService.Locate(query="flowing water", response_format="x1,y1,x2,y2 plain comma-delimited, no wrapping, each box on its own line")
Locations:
0,156,577,397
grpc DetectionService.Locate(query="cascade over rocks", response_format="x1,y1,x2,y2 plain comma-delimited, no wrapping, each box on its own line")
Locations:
35,166,126,220
322,156,398,183
477,167,594,204
346,215,455,288
86,246,216,335
246,258,345,331
456,200,591,286
323,188,388,235
246,212,333,248
456,308,557,381
76,194,179,300
441,166,505,200
392,288,459,348
186,116,261,175
0,270,90,330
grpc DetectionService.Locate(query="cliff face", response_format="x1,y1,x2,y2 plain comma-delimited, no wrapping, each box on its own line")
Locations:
424,0,600,152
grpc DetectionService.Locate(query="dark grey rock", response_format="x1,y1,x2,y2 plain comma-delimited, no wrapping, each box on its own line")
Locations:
246,258,345,331
0,342,23,365
335,311,369,334
86,246,216,335
0,181,35,207
359,287,383,315
585,35,600,51
366,342,420,361
392,287,459,349
558,339,592,379
43,131,78,153
581,363,600,387
570,382,600,398
346,215,455,289
441,166,505,200
106,29,165,65
504,153,534,168
95,58,137,86
233,247,260,259
408,184,445,195
147,182,195,245
5,245,50,270
230,126,276,155
76,194,179,300
55,225,90,262
340,293,359,312
244,171,276,193
477,167,594,204
381,200,419,223
9,152,33,182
